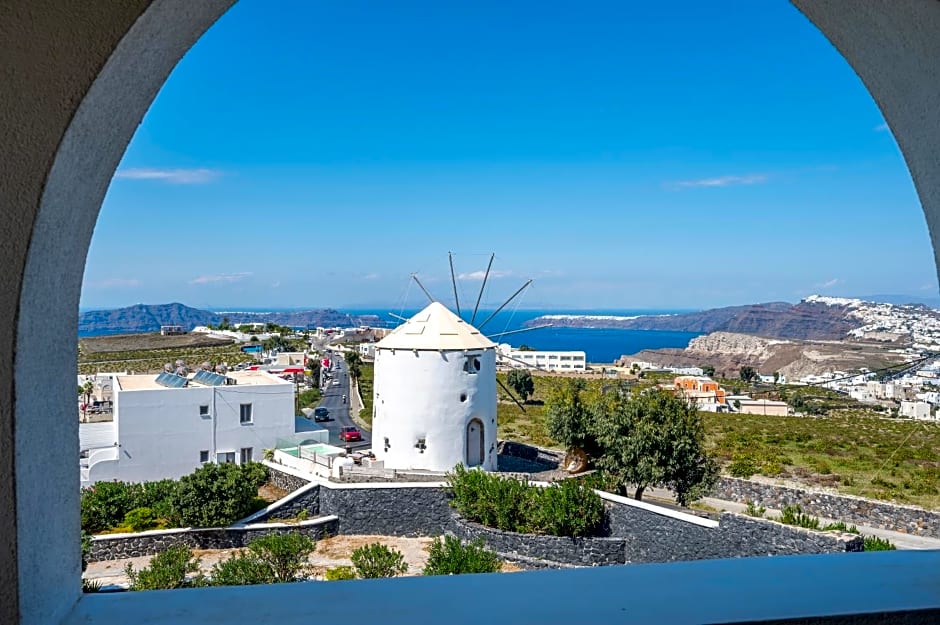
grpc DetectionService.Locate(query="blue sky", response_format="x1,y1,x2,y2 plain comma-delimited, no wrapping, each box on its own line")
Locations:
82,0,936,311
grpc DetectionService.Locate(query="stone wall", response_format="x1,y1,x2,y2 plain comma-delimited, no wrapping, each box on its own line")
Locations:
319,485,454,536
713,476,940,538
88,517,338,561
267,465,311,492
451,513,626,567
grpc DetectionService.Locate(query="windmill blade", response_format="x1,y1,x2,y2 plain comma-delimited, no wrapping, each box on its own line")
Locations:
388,312,408,322
449,251,461,317
470,253,495,325
477,279,533,331
487,323,553,340
411,273,436,303
496,377,526,413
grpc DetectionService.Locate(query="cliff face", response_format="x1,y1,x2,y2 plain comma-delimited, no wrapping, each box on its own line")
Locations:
528,301,856,341
79,303,382,335
625,331,905,379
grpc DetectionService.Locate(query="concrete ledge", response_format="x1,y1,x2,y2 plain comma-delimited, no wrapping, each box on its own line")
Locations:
597,490,720,529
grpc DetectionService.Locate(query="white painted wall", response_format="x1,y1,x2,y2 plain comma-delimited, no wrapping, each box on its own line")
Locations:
497,344,586,371
372,347,497,471
82,376,295,485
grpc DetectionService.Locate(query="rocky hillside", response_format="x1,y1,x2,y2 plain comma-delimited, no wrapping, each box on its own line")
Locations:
626,331,905,379
79,303,382,335
528,301,858,341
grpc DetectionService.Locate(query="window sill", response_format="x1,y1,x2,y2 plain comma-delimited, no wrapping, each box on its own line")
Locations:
66,551,940,625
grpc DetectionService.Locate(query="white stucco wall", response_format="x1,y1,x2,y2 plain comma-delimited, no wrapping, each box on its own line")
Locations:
372,347,497,471
82,379,295,485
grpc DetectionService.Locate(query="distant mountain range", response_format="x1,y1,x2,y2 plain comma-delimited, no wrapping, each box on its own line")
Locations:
78,303,382,336
526,300,858,341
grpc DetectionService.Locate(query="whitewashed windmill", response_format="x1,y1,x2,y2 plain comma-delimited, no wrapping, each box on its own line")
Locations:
370,254,547,472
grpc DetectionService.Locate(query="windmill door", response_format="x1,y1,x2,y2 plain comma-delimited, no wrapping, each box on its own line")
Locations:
466,419,484,467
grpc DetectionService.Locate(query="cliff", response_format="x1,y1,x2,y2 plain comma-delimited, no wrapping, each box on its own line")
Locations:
79,303,382,335
528,301,857,341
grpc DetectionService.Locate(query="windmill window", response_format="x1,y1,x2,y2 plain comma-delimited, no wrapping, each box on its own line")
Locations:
460,393,467,402
415,438,427,453
464,356,481,374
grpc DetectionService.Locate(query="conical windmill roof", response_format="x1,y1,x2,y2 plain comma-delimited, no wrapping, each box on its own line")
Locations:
377,302,496,351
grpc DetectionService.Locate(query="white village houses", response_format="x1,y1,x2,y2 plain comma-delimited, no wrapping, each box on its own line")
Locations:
79,369,295,486
371,302,498,472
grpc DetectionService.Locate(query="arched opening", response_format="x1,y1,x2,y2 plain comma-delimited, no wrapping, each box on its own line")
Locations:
466,418,485,467
6,2,940,624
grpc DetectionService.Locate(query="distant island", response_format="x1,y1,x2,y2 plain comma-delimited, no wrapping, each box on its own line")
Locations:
79,302,382,336
525,297,936,342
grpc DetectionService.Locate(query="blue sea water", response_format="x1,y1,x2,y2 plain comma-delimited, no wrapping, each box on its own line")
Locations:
349,308,701,364
80,306,701,364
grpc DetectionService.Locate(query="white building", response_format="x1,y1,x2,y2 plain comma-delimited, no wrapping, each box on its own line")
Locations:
79,370,295,486
901,400,933,420
497,344,586,372
359,342,377,359
371,302,497,472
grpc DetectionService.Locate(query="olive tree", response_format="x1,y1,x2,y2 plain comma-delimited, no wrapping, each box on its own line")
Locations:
505,369,535,403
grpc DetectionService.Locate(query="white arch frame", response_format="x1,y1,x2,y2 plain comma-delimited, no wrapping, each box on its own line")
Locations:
4,1,940,624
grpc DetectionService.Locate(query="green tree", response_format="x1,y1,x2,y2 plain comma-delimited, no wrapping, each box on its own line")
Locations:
739,366,757,383
505,369,535,403
210,553,276,586
350,543,408,578
125,546,206,591
591,386,718,505
517,344,536,352
701,365,716,377
172,462,262,528
423,536,501,575
544,379,602,459
81,481,136,533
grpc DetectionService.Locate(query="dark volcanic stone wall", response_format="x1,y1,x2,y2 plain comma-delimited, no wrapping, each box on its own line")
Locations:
319,485,455,536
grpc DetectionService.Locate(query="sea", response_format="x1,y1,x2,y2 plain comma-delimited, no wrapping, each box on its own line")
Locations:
349,308,700,364
80,307,702,364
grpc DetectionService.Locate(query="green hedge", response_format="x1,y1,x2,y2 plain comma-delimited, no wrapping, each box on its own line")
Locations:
447,465,605,537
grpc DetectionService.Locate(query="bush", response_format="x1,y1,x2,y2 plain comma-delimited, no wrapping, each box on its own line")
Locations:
241,462,269,490
526,479,605,537
350,543,408,579
246,532,315,582
324,565,356,581
776,505,820,530
123,507,159,532
125,546,206,591
132,479,178,521
173,462,261,527
728,455,759,478
210,554,276,586
81,481,136,533
744,501,766,518
423,536,501,576
448,466,605,537
864,535,897,551
821,521,859,534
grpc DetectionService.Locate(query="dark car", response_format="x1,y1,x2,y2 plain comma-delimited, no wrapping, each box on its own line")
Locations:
339,426,362,442
313,406,330,422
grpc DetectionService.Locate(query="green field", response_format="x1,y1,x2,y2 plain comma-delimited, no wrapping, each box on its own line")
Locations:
357,363,374,427
495,373,940,509
78,342,254,375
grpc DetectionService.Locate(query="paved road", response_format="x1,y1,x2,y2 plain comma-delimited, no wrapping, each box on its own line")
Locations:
314,352,371,450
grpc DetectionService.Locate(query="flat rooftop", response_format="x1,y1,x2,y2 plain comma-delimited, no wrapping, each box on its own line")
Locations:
115,370,290,391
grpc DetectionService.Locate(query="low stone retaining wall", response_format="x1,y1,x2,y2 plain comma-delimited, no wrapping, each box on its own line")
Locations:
267,464,312,492
88,516,338,561
451,513,626,567
713,476,940,537
319,483,454,536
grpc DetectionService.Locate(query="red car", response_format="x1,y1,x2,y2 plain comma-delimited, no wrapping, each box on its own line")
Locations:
339,426,362,442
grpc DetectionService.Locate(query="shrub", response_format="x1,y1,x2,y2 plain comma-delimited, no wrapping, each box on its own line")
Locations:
776,505,820,530
173,462,260,527
123,507,159,532
324,565,356,581
448,466,605,537
864,535,897,551
246,532,315,582
423,536,501,576
241,461,269,489
125,546,206,591
210,554,276,586
821,521,859,534
728,455,759,479
526,479,604,537
350,543,408,579
744,501,766,518
132,479,178,521
82,579,103,593
81,481,136,533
